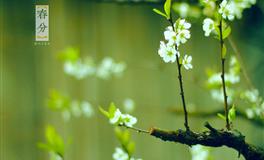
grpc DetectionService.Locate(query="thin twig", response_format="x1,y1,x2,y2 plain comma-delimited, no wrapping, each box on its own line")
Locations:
168,17,190,131
119,124,150,134
219,17,230,130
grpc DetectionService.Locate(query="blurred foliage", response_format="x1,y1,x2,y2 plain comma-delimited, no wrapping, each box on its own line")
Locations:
47,89,94,121
37,125,65,159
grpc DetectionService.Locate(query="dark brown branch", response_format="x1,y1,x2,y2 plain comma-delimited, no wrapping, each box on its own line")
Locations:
168,17,190,131
149,122,264,160
169,108,264,127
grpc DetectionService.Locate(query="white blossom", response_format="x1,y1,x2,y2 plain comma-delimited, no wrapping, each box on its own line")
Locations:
81,101,94,117
62,110,71,122
246,108,255,119
96,57,114,79
225,73,240,84
113,148,129,160
218,0,235,21
158,41,178,63
112,62,126,77
229,1,243,19
70,100,82,117
121,114,137,127
123,98,135,113
207,72,239,86
243,89,260,103
182,55,193,70
211,88,234,104
190,145,210,160
64,60,95,80
177,3,190,18
177,19,191,32
203,18,215,36
96,57,126,79
164,19,191,46
130,158,142,160
158,19,191,64
164,26,176,43
246,106,264,119
110,109,122,124
176,30,191,45
218,0,256,20
207,73,222,85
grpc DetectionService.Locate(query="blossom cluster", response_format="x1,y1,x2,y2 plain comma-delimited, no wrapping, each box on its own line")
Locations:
245,105,264,119
158,19,193,70
64,57,126,80
218,0,256,21
113,147,142,160
47,90,94,121
202,18,215,37
206,56,240,104
206,56,264,120
123,98,135,113
109,108,137,127
241,89,264,119
64,57,96,80
202,0,256,37
62,100,94,121
100,103,138,127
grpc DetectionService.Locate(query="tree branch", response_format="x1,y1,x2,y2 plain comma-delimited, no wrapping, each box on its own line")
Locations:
168,16,190,131
118,124,150,134
149,122,264,160
218,18,230,130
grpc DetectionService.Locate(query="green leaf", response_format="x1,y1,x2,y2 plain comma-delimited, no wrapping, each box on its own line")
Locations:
127,141,135,155
214,28,220,40
47,90,70,111
99,106,109,118
37,142,53,151
221,43,227,58
217,113,225,120
58,47,79,62
228,105,236,122
114,127,123,139
38,125,65,157
108,102,117,118
121,130,131,145
223,26,231,39
152,8,167,18
45,125,64,155
164,0,172,19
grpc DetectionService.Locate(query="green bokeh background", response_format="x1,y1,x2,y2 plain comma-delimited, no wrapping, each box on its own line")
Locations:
1,0,264,160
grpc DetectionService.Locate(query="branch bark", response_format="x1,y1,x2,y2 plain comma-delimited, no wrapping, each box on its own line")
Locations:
149,122,264,160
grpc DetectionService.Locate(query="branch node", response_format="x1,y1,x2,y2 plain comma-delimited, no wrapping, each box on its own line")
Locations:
204,122,217,133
